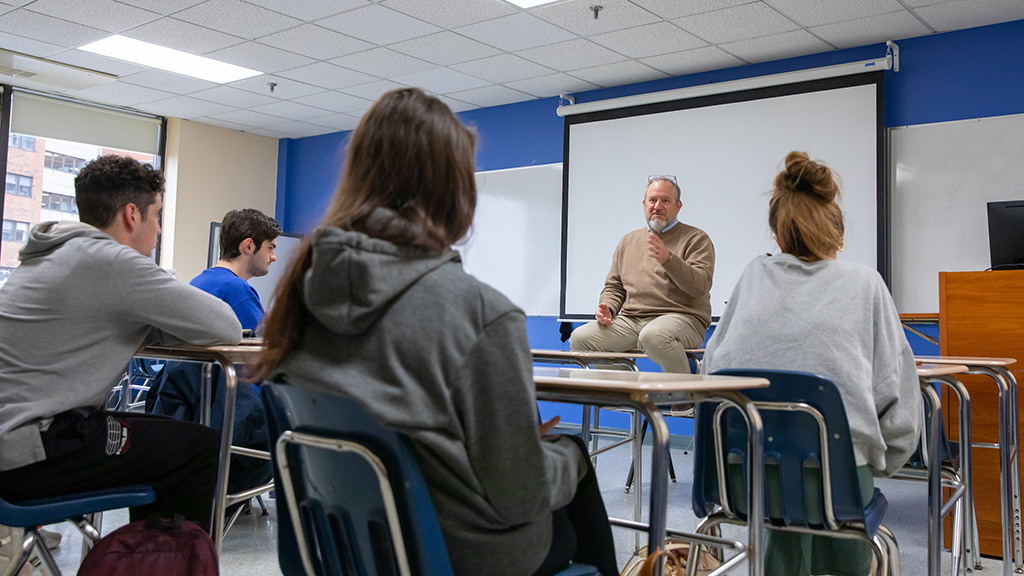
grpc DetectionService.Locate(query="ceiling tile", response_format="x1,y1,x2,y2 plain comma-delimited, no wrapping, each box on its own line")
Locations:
504,72,601,98
451,53,554,83
0,29,63,57
277,61,377,89
719,29,832,63
764,0,906,27
250,100,334,121
244,0,368,21
49,49,148,76
391,67,490,94
208,108,284,128
120,68,218,94
332,47,436,77
174,0,302,40
305,112,362,131
914,0,1024,33
228,74,325,99
318,4,441,45
205,41,315,74
900,0,948,6
389,31,502,66
71,81,176,106
245,126,295,138
137,95,234,118
294,90,373,113
125,17,243,54
811,11,931,49
192,85,280,108
456,12,577,52
640,45,746,76
115,0,205,16
446,84,535,107
515,38,627,71
338,79,408,101
590,21,707,58
673,3,801,44
627,0,753,20
434,94,477,113
380,0,517,28
257,24,373,60
533,0,661,36
26,0,159,33
0,10,106,48
262,120,334,138
191,116,254,132
568,60,669,87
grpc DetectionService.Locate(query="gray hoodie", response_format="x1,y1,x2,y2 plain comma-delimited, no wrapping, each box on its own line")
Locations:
0,221,242,471
275,227,587,576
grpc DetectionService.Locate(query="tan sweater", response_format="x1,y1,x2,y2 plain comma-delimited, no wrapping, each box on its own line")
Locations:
600,222,715,330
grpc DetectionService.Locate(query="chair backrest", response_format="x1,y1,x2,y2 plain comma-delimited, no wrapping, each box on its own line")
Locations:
692,369,873,531
261,382,454,576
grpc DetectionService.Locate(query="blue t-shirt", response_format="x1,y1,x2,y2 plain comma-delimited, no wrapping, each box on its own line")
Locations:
190,267,263,331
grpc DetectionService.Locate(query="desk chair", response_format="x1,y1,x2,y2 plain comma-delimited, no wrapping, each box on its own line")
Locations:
692,369,899,576
261,383,599,576
0,486,155,576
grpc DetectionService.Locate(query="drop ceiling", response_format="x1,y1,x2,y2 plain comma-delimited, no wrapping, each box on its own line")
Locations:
0,0,1021,139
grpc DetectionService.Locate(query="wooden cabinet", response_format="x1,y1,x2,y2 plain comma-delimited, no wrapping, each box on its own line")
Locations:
939,270,1024,558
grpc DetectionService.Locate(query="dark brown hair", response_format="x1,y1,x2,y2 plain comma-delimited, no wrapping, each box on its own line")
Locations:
74,155,164,228
255,87,477,378
219,208,281,259
768,151,844,262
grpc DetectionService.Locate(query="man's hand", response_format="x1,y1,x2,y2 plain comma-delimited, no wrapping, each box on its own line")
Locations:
647,232,671,265
595,303,614,326
539,416,561,437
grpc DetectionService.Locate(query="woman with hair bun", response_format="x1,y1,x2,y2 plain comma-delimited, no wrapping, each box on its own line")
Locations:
256,88,616,576
703,151,922,576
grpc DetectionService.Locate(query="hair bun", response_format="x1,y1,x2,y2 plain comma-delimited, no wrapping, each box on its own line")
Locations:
782,151,837,202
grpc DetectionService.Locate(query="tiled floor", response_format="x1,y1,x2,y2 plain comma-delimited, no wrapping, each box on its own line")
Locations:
33,430,1008,575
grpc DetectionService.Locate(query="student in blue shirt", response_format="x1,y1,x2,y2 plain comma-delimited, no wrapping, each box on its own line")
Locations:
190,208,281,331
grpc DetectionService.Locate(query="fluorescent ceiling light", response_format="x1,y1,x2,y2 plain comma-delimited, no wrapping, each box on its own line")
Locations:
79,35,261,84
505,0,560,7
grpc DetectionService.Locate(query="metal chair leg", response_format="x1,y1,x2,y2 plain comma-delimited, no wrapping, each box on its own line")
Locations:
626,416,676,491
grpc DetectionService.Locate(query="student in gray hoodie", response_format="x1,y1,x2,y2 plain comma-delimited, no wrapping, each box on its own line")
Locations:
703,151,923,576
255,88,617,576
0,155,242,532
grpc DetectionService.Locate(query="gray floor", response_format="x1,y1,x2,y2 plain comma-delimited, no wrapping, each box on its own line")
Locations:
38,432,1006,576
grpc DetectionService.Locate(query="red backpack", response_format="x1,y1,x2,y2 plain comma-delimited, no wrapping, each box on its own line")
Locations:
78,515,218,576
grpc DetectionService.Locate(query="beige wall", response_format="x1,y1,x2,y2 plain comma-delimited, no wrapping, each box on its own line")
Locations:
162,118,278,283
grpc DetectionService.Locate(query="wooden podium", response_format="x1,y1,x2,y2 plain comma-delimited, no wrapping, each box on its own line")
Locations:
939,270,1024,558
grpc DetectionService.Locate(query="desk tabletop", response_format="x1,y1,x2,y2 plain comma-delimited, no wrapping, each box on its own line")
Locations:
533,366,767,393
530,348,705,360
916,355,1016,367
138,343,265,364
916,362,970,377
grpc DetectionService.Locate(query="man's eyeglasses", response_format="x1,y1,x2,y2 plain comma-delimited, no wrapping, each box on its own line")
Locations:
648,174,677,184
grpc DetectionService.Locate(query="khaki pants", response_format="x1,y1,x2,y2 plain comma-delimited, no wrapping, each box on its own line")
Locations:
569,313,705,373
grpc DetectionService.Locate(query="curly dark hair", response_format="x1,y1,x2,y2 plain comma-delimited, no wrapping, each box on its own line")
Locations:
74,155,165,228
219,208,282,259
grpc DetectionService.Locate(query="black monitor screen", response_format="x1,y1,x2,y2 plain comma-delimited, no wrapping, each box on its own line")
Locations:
987,200,1024,270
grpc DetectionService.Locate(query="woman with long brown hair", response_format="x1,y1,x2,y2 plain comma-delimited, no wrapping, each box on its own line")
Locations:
702,151,922,576
256,88,616,576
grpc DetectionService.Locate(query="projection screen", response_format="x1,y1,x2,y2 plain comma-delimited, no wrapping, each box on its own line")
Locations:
560,73,885,319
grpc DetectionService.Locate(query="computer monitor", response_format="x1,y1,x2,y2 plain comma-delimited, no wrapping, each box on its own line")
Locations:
987,200,1024,270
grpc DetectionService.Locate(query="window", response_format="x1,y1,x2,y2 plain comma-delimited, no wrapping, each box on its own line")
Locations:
2,220,30,242
5,173,33,197
44,151,88,175
41,192,79,214
8,133,35,151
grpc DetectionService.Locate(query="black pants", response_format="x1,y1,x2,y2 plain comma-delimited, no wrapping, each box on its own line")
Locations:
0,410,219,533
532,435,618,576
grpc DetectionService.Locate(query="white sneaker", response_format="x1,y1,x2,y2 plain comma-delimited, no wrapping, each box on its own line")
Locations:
37,527,61,551
0,542,34,576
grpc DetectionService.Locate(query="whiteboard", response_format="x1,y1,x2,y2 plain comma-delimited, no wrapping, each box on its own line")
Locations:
563,79,880,318
891,112,1024,313
458,164,562,316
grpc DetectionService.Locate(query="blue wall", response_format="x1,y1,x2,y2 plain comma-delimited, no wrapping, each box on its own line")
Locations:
273,19,1021,435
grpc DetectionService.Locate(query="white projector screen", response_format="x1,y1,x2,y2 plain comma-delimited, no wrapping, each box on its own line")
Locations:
561,74,885,319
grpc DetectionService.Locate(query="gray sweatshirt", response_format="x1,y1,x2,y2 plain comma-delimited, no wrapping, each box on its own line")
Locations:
275,227,587,576
0,221,242,471
703,253,923,476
